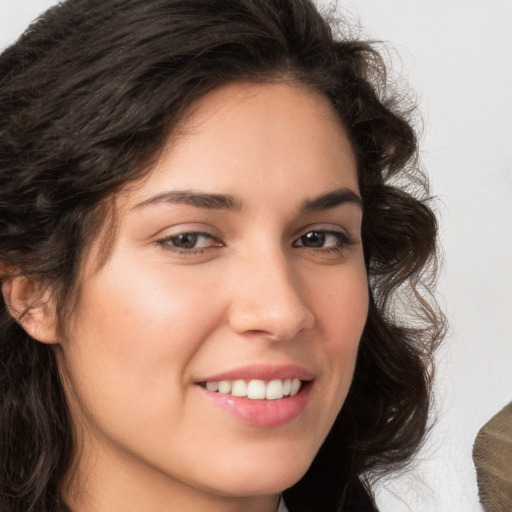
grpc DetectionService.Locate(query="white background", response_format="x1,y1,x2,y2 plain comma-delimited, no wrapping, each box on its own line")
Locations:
1,1,511,511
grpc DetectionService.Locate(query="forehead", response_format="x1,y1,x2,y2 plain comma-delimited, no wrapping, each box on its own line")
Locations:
180,80,344,134
123,81,358,205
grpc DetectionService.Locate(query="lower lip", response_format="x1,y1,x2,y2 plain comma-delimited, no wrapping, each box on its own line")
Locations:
198,383,311,428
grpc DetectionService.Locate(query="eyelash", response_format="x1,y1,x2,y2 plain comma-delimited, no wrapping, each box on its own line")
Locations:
156,229,356,257
292,230,356,253
156,232,222,256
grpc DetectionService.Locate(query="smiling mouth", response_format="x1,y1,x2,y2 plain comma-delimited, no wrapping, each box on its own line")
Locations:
199,378,305,400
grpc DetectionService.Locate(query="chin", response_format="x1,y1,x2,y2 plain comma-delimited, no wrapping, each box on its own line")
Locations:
208,457,312,498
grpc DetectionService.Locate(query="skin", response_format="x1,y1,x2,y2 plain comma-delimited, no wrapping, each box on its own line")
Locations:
50,82,369,512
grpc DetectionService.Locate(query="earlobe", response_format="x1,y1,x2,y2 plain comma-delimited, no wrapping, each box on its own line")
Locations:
1,275,60,344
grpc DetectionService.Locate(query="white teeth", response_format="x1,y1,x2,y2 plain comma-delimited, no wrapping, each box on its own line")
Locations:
290,378,301,396
206,381,219,392
204,378,304,400
247,379,266,399
231,380,247,397
218,380,231,394
266,379,284,400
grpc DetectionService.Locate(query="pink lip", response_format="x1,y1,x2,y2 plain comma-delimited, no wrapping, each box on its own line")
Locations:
195,364,314,428
197,382,311,428
196,364,314,383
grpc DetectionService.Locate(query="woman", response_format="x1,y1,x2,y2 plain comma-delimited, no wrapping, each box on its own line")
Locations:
0,0,444,511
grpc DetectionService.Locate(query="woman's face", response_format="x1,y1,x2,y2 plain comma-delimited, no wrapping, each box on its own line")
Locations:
57,82,368,510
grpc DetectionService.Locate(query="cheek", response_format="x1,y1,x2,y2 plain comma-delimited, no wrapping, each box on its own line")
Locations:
58,260,231,465
310,264,368,401
314,264,369,346
61,258,225,415
80,259,221,353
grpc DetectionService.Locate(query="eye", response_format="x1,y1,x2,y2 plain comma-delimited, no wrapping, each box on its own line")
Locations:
156,231,222,253
293,230,354,250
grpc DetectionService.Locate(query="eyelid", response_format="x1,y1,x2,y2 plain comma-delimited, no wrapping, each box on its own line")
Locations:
153,224,225,254
152,223,221,240
157,231,221,244
293,231,355,247
293,223,356,241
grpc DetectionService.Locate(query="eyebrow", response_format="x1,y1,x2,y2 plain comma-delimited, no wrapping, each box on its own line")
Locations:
300,188,362,213
133,187,362,213
133,190,243,212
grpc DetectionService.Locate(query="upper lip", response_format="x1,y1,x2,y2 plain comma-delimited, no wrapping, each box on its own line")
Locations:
196,364,315,383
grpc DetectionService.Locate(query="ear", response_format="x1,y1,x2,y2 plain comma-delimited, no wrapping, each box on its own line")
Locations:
2,275,60,344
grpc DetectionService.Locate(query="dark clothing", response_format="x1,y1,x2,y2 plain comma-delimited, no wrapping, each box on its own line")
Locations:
284,477,379,512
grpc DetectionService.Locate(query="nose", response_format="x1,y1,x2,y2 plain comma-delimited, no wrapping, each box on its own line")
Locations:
227,250,315,341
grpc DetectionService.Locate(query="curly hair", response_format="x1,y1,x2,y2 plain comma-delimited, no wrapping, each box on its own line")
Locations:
0,0,445,511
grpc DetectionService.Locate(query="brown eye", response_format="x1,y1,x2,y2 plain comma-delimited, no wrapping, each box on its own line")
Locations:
157,232,222,252
170,233,200,249
294,230,352,249
298,231,326,248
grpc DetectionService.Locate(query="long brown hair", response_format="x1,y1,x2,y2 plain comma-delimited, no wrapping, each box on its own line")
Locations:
0,1,445,511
